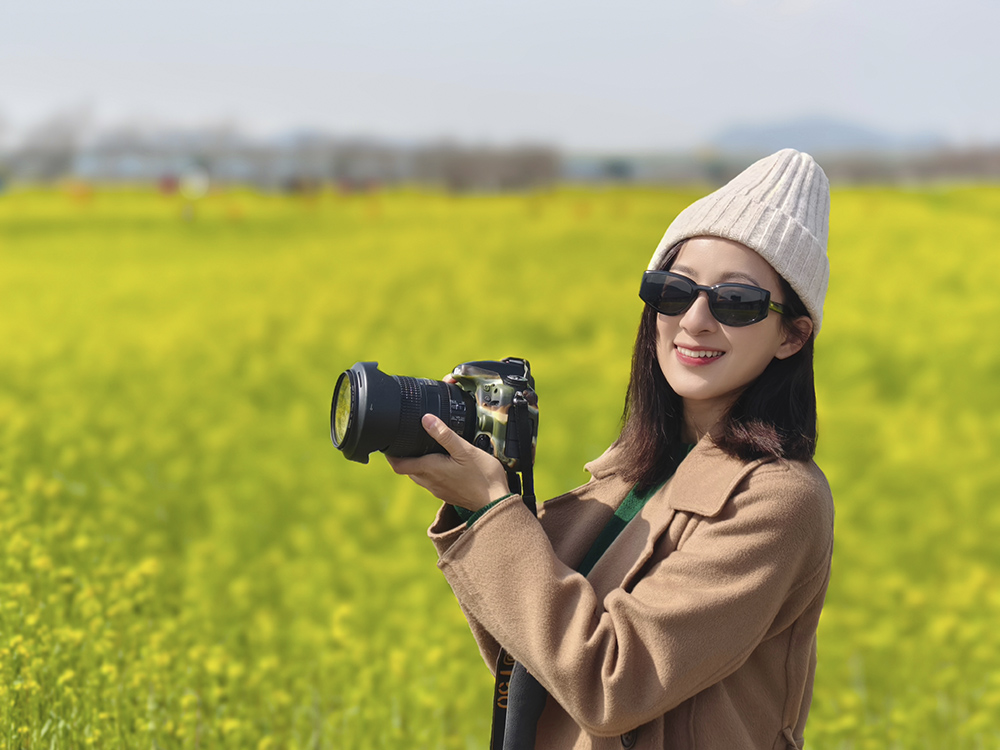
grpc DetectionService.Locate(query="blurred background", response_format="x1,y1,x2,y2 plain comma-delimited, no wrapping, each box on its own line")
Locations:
3,2,1000,748
3,0,1000,189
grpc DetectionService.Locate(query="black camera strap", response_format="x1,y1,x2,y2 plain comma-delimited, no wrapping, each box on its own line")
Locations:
486,435,689,748
513,392,536,515
489,390,545,750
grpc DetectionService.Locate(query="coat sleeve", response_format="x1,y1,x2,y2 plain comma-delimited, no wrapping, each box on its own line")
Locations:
433,464,834,738
428,503,503,674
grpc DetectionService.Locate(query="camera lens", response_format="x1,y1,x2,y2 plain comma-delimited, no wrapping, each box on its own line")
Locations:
331,371,354,448
330,362,477,464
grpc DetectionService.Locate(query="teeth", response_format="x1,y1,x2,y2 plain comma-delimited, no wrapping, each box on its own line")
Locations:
676,346,723,359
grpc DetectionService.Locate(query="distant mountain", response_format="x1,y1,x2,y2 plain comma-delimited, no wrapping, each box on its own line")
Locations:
710,116,946,155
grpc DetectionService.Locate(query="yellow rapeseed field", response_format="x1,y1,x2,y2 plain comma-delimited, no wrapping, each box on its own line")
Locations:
1,184,999,748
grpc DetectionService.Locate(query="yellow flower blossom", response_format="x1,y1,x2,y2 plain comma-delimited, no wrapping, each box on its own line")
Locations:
180,693,200,711
2,186,1000,748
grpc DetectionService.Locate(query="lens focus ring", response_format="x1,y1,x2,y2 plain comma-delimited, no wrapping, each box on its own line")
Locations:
387,376,426,456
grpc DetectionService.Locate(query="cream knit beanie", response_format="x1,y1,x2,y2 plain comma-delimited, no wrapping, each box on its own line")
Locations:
648,148,830,333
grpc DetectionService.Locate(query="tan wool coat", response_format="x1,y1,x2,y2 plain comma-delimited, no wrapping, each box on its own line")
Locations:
428,435,835,749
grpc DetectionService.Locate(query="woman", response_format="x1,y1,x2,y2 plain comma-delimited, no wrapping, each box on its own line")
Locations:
388,148,835,749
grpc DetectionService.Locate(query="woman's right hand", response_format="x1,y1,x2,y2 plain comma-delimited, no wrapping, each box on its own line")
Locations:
385,413,511,512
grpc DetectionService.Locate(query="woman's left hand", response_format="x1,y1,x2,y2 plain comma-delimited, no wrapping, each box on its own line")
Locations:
385,414,511,511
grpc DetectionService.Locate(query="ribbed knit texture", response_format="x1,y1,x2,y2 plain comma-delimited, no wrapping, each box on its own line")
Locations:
648,148,830,332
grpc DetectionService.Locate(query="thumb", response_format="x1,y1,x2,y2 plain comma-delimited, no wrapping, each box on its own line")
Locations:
421,414,465,457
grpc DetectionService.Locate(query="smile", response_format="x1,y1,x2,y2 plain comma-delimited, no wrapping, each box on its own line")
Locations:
675,345,725,360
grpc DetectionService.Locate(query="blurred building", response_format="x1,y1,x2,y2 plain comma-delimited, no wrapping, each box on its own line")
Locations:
2,118,1000,188
0,122,560,192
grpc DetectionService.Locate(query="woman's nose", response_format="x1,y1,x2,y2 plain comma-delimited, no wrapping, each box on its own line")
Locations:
679,292,717,333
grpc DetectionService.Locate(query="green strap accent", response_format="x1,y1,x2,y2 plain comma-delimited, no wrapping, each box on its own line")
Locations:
576,443,693,578
454,443,692,557
576,482,660,577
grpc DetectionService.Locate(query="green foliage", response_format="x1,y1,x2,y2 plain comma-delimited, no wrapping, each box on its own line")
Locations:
1,184,998,747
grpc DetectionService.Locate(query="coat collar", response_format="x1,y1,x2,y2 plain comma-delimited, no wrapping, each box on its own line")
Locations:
584,434,775,518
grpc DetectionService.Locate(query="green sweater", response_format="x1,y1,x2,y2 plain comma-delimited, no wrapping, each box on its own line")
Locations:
453,445,694,549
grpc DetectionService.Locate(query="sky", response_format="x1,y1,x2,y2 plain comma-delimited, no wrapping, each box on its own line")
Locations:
1,0,998,152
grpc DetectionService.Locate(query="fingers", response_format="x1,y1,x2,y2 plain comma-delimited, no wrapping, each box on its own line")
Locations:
386,417,462,471
386,451,449,477
383,415,511,511
421,414,467,458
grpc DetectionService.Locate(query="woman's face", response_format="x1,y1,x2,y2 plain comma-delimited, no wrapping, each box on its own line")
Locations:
655,237,807,424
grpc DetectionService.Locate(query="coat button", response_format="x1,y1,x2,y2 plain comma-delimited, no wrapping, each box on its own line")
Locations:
620,729,638,748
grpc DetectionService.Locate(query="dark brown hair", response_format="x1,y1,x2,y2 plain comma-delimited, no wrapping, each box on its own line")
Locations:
616,242,817,491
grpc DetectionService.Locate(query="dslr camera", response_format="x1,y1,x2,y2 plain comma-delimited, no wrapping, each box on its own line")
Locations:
330,357,538,470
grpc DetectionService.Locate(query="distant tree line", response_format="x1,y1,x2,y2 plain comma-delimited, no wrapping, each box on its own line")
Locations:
0,119,561,192
2,114,1000,190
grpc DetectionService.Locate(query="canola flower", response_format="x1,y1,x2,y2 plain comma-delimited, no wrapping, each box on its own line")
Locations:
1,184,999,747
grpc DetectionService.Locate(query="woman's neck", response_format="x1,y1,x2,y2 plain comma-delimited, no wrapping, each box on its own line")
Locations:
681,396,737,444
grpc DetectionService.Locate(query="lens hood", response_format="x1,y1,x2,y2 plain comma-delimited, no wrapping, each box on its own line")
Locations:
330,362,404,464
330,361,478,464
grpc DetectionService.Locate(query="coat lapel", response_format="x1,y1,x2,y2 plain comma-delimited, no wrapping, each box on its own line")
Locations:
537,456,633,572
560,437,776,599
664,438,775,517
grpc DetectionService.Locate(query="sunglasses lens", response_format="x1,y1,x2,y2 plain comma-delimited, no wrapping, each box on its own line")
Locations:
640,272,695,315
640,272,773,326
658,277,697,314
711,286,768,326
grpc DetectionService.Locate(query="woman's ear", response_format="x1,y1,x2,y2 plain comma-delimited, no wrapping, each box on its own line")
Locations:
775,316,813,360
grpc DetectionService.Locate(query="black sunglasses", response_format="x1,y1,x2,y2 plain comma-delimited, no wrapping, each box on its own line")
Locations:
639,271,787,327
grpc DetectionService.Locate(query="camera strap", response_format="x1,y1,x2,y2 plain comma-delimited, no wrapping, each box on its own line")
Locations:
487,481,659,750
512,392,536,516
489,391,540,750
487,443,692,749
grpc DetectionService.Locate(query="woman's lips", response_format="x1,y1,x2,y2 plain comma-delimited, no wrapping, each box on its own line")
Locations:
675,345,725,367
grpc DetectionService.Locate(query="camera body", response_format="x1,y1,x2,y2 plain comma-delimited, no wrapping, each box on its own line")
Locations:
331,357,538,470
450,359,538,468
